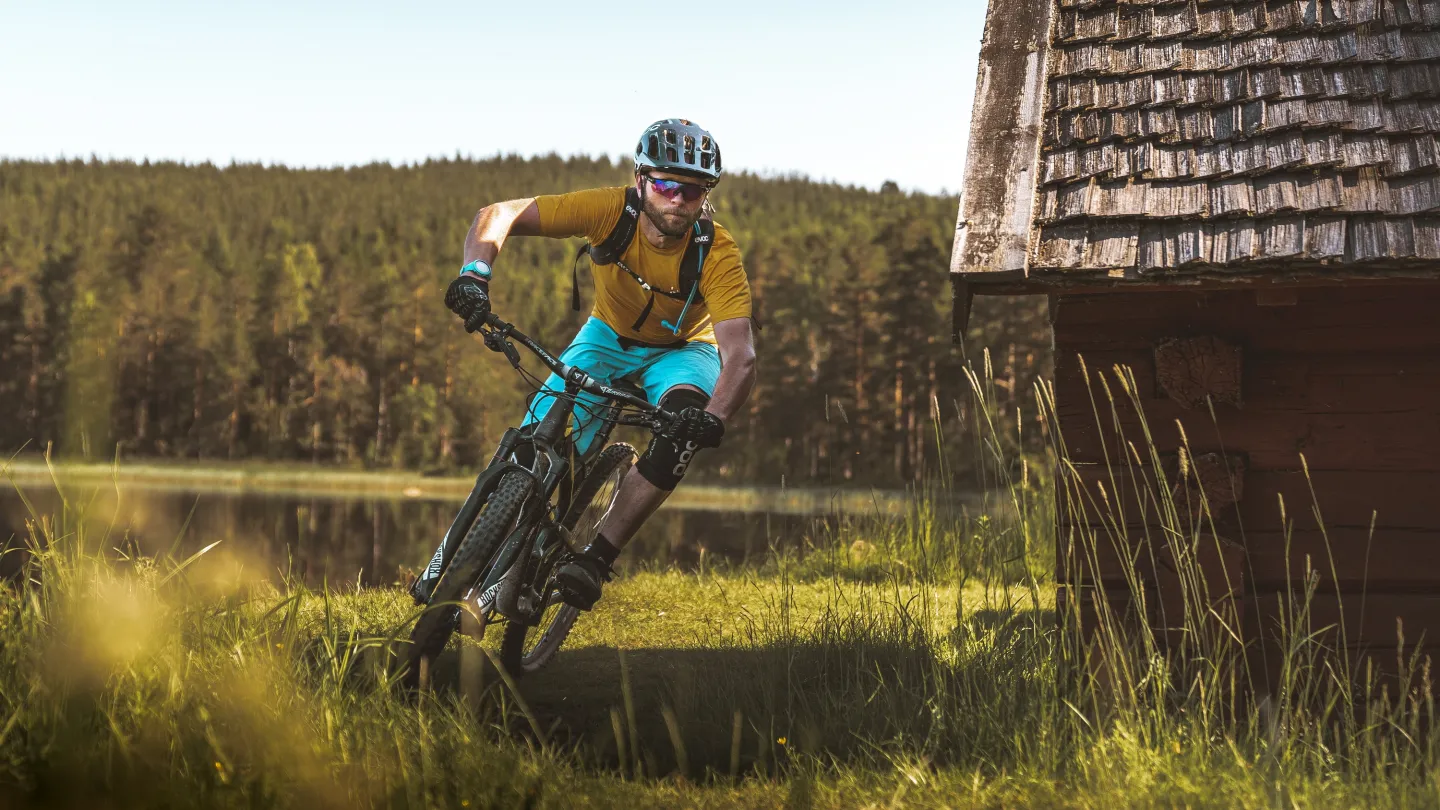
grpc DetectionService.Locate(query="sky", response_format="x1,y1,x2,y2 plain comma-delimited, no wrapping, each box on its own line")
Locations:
0,1,988,195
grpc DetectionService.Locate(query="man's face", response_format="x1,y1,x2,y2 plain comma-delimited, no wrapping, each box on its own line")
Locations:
636,170,711,238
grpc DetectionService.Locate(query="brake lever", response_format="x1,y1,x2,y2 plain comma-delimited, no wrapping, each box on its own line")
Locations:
653,408,681,438
480,328,522,368
482,328,506,353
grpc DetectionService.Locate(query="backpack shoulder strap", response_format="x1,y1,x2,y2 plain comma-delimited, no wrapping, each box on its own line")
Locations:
571,187,643,311
588,187,643,265
678,217,715,303
657,218,716,335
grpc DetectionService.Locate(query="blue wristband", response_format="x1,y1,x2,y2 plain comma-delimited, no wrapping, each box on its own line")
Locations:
460,260,492,280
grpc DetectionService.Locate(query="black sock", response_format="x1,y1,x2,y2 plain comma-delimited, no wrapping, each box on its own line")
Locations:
583,534,621,566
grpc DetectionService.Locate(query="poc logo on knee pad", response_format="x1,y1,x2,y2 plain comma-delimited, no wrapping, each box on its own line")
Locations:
672,440,700,478
636,387,713,492
637,437,703,492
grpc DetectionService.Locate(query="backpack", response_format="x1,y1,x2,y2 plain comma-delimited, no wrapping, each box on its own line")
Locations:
572,187,714,337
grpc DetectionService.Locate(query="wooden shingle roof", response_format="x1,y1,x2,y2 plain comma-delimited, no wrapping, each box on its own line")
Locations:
953,0,1440,287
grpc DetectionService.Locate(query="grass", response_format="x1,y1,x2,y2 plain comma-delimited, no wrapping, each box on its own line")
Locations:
4,546,1437,810
3,510,1438,809
6,357,1440,808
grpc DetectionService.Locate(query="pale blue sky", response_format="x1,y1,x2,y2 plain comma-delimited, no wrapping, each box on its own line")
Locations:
1,1,986,194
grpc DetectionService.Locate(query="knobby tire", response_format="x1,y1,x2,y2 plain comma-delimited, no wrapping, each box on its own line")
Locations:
404,470,532,688
499,442,636,677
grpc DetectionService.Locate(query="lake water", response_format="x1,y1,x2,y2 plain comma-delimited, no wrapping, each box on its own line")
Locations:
0,484,844,588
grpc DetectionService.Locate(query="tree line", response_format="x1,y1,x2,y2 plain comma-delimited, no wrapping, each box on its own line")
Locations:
0,156,1049,489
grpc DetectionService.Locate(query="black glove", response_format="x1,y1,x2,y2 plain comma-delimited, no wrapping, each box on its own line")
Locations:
673,407,725,449
445,274,491,332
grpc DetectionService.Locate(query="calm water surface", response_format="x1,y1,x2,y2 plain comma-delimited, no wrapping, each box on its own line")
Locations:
0,486,835,587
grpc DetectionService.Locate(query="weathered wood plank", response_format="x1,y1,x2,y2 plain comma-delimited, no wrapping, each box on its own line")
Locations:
1061,281,1440,312
1066,589,1440,685
1063,462,1247,531
1057,315,1440,353
1062,405,1440,470
1056,583,1151,639
1244,527,1440,590
1240,470,1440,530
952,0,1054,277
1059,585,1440,662
1060,521,1440,592
1049,285,1440,470
1066,465,1440,532
1245,593,1440,651
1057,583,1440,690
1055,349,1440,415
1058,524,1245,592
1051,284,1440,353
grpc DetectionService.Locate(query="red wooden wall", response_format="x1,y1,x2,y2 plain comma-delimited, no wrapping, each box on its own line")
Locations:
1052,282,1440,683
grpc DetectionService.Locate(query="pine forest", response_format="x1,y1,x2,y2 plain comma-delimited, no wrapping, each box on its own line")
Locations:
0,156,1049,489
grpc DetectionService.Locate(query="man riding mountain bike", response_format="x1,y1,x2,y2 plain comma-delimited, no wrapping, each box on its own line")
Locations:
442,119,757,612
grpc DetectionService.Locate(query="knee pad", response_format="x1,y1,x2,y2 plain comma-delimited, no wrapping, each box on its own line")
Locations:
636,389,711,491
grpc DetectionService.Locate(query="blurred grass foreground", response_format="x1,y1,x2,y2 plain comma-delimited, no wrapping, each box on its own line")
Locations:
4,365,1440,809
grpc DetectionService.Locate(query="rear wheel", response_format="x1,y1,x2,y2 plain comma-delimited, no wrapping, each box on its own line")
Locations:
500,442,635,677
404,470,532,689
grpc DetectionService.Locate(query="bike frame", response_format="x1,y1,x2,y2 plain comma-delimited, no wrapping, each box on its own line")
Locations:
427,313,672,623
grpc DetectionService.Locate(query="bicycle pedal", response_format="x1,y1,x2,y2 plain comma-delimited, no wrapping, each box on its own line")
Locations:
555,574,601,612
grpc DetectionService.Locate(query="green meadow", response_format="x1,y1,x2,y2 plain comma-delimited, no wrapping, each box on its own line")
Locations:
5,370,1440,809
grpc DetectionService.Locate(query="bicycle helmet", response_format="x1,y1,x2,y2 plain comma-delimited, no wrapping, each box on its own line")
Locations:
634,119,722,183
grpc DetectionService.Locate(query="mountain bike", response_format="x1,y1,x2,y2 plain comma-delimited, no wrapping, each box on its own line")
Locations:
402,310,678,688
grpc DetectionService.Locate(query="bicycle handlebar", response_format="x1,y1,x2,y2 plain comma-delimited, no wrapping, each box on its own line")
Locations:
478,313,679,434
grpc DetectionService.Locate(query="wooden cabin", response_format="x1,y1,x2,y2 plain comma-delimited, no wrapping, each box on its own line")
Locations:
952,0,1440,683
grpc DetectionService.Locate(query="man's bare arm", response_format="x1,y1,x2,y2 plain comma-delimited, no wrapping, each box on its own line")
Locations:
462,199,542,266
706,317,757,424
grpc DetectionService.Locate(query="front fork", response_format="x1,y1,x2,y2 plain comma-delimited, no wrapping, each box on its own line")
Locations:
410,378,583,608
472,379,584,621
409,455,527,604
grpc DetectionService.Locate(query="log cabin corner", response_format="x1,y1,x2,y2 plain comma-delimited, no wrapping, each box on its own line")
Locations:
952,0,1440,686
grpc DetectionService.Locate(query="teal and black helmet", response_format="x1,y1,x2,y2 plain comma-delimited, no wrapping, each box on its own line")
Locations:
634,119,722,183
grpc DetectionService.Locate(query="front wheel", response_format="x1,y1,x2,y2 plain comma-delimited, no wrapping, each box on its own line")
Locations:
500,442,636,677
404,470,532,689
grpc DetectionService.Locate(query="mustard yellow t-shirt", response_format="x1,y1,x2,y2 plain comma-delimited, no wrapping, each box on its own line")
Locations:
534,187,751,345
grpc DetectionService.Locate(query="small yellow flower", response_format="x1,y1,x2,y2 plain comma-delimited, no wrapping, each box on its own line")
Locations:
777,737,787,746
462,802,470,808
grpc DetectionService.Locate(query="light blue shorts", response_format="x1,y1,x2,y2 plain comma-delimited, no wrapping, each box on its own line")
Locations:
521,318,721,456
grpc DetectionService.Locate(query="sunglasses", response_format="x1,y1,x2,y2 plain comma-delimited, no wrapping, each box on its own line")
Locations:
645,175,712,203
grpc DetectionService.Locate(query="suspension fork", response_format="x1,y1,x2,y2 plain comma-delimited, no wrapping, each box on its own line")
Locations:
481,379,583,617
527,378,582,503
413,442,529,603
